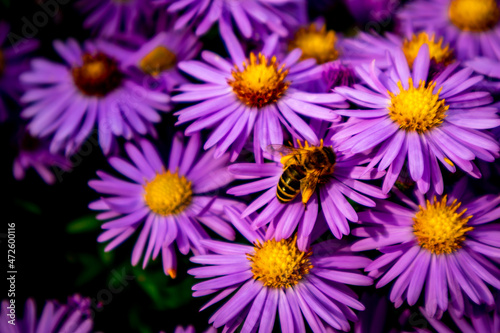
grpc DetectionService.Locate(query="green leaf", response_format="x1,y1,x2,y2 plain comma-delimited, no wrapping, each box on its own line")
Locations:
133,266,194,310
66,215,101,234
129,305,154,333
160,277,195,309
98,243,115,264
73,253,104,286
14,199,41,215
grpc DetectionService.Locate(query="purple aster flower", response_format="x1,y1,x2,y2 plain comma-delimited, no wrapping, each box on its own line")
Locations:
351,179,500,317
189,205,372,332
13,127,72,185
0,22,38,122
173,32,347,161
227,122,386,251
160,326,217,333
397,0,500,61
156,0,306,38
75,0,153,37
89,134,240,278
334,44,500,194
121,28,201,93
0,294,93,333
343,0,400,26
20,39,170,156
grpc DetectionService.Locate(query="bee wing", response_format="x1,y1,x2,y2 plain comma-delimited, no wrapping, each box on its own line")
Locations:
266,144,315,157
266,144,296,157
300,170,321,206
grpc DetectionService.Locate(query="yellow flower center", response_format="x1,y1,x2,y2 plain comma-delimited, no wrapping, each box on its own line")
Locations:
248,236,312,288
143,170,192,216
0,50,5,77
402,32,454,69
449,0,500,32
228,52,290,108
288,24,340,64
413,195,473,255
72,52,123,96
139,46,177,76
388,78,449,133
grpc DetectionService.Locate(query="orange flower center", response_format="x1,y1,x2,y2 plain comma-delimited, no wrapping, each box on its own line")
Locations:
248,235,313,288
289,24,340,64
139,46,177,76
72,52,123,97
449,0,500,32
413,195,473,254
228,52,289,108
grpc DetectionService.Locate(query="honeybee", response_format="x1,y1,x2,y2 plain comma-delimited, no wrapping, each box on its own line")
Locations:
272,139,336,207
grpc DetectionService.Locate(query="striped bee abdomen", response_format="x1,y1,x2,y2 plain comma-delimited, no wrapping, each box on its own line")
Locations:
277,164,305,203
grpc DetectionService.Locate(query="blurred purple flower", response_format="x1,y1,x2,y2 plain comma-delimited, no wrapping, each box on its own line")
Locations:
285,20,355,92
465,57,500,94
160,326,217,333
354,293,437,333
444,293,500,333
13,128,71,185
20,39,171,156
343,31,455,75
156,0,306,38
121,28,201,93
343,0,400,25
0,22,38,122
189,206,372,332
351,179,500,317
335,44,500,194
75,0,154,37
0,294,93,333
322,62,357,90
397,0,500,61
89,134,240,277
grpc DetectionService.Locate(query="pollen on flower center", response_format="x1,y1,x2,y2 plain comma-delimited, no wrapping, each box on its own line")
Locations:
413,196,473,254
143,170,192,216
248,236,313,288
402,32,454,69
449,0,500,32
388,78,449,133
139,46,177,76
288,24,340,64
228,52,290,108
72,52,123,97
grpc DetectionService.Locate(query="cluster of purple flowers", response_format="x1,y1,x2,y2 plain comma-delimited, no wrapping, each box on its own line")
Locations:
4,0,500,331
